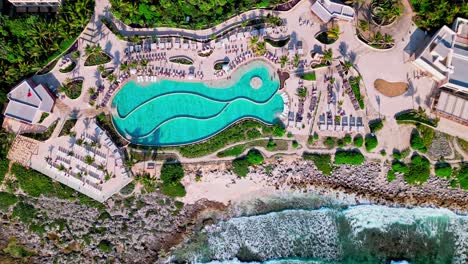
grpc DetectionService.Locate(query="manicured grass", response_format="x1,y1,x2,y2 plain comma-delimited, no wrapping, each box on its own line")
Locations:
334,150,365,165
299,72,316,81
303,153,333,175
84,52,111,66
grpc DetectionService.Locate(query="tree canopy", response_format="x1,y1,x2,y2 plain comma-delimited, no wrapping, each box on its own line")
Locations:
0,0,94,102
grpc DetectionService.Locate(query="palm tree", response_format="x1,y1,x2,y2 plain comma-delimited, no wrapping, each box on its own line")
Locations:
280,55,288,68
343,60,353,72
88,87,96,97
383,34,394,44
140,59,148,67
293,54,300,68
120,62,129,72
84,44,94,57
322,49,333,65
249,36,259,51
84,155,95,165
97,64,105,73
327,25,340,39
107,74,116,84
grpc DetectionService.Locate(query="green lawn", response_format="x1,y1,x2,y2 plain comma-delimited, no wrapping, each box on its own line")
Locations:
299,72,316,81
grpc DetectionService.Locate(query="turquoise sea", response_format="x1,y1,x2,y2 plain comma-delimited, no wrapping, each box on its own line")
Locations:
111,61,283,146
171,194,468,264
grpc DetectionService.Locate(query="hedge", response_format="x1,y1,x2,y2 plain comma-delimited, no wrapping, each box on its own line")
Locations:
365,134,378,152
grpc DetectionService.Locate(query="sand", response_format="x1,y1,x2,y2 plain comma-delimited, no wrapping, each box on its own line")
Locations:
374,79,408,97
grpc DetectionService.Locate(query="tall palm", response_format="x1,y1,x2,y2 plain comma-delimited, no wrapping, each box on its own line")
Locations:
322,49,333,64
327,26,340,39
280,55,288,68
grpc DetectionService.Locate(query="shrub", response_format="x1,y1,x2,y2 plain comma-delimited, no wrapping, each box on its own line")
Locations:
334,150,365,165
246,149,264,165
410,129,426,152
392,160,408,173
365,134,378,152
303,153,333,175
217,145,245,157
272,123,286,137
97,240,113,253
324,137,336,148
456,163,468,190
435,163,452,178
404,154,430,184
353,134,363,147
160,161,186,197
387,170,396,182
246,129,262,139
0,192,18,211
292,140,299,148
287,132,293,138
232,158,250,177
343,134,352,144
266,139,277,151
369,119,384,133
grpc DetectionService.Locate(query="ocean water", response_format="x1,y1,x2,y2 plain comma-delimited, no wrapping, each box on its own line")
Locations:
171,195,468,264
111,60,283,146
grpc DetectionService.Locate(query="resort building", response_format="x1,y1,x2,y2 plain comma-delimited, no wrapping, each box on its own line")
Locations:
3,79,55,124
7,0,61,7
414,17,468,125
414,17,468,93
310,0,355,22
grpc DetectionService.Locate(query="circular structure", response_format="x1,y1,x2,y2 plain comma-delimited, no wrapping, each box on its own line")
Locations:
250,76,263,89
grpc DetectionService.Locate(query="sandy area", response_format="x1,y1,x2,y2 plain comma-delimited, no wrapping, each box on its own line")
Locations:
374,79,408,97
181,169,278,205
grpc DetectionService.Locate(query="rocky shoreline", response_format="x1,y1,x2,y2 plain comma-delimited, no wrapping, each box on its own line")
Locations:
183,156,468,214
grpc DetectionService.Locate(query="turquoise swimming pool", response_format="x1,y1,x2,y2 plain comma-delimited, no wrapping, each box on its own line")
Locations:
111,61,284,146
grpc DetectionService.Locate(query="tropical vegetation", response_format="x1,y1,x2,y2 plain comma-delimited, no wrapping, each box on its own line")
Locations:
232,149,265,177
410,0,468,31
160,161,186,197
110,0,288,29
0,0,95,103
303,153,333,175
334,150,365,165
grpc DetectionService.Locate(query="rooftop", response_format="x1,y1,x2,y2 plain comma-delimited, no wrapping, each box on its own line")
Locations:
4,79,55,124
310,0,354,22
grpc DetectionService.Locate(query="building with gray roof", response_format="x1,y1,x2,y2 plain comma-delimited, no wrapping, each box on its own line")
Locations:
3,79,55,124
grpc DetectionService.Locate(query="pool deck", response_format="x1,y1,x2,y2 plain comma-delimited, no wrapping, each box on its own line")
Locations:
9,0,466,202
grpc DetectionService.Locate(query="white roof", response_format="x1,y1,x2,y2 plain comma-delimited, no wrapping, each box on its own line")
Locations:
311,0,355,22
5,80,54,124
436,91,468,121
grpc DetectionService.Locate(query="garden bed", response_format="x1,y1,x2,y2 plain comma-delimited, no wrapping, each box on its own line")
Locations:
60,80,83,99
169,57,193,65
217,139,289,157
214,61,228,71
84,52,111,66
299,72,316,81
395,110,438,127
37,60,58,75
315,31,337,45
59,61,77,73
264,36,290,48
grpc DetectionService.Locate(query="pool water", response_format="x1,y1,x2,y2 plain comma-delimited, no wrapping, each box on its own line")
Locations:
111,61,284,146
